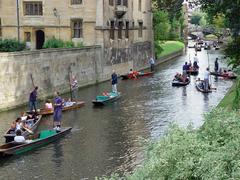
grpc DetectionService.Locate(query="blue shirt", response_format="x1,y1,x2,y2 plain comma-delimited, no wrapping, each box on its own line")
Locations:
111,73,118,85
29,90,37,102
183,64,189,71
54,96,63,111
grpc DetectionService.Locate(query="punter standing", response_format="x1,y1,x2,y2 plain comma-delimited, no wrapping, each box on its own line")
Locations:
149,56,155,72
111,70,118,93
204,68,210,91
71,75,78,100
29,86,38,112
53,91,63,131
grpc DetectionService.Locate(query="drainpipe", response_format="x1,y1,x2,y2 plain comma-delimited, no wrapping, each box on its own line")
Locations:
16,0,20,43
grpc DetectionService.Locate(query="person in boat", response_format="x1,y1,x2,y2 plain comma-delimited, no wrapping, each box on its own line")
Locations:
14,129,26,143
227,70,234,77
204,68,210,91
64,98,75,107
102,92,110,97
214,58,219,73
129,69,138,79
111,70,118,93
29,86,38,112
222,70,228,76
197,78,204,89
71,75,79,100
53,91,63,131
193,61,199,70
149,56,155,72
45,99,53,110
188,60,192,68
183,62,189,76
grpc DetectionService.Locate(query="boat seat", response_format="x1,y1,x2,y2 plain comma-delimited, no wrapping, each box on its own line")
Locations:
96,96,109,101
39,130,57,139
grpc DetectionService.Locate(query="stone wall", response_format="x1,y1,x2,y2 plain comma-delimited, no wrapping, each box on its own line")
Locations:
0,41,154,110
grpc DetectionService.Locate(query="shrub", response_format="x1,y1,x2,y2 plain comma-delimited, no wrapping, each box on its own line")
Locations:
76,41,84,48
43,38,83,49
43,37,65,49
65,41,74,48
0,39,25,52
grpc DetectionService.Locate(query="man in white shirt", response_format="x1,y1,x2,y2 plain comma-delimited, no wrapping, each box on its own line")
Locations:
14,129,25,143
204,68,210,91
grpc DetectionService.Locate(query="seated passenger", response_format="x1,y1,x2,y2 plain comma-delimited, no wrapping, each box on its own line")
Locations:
223,70,228,76
193,61,199,70
45,100,53,110
129,69,138,79
64,98,75,107
228,70,234,77
14,129,26,143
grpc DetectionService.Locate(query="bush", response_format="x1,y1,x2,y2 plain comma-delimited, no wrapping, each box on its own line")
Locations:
76,41,84,48
0,39,25,52
43,38,83,49
43,38,65,49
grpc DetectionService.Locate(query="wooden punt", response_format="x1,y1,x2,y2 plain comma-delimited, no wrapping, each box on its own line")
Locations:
28,101,85,116
210,72,237,79
195,80,212,93
0,127,72,156
121,72,153,80
172,78,190,87
92,92,121,106
3,115,42,143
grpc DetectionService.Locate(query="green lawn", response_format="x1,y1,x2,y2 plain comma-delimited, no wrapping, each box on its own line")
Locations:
156,41,185,58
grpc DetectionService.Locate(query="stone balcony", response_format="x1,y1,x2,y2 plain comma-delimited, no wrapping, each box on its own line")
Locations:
115,5,127,18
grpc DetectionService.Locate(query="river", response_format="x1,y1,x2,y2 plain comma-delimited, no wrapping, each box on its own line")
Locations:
0,45,233,179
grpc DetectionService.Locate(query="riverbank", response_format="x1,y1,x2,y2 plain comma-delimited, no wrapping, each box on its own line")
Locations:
155,41,185,58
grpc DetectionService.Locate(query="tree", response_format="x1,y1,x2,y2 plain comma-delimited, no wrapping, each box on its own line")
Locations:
152,0,184,21
190,12,202,25
153,10,171,41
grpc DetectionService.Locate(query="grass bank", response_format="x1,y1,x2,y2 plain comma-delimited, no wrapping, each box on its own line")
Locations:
155,41,185,58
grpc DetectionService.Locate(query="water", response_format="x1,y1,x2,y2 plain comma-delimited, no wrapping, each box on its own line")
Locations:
0,46,233,179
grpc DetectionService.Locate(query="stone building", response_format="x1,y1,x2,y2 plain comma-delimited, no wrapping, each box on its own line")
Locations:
0,0,153,53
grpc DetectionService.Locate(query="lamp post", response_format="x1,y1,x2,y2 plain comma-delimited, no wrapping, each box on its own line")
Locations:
16,0,20,43
53,8,60,39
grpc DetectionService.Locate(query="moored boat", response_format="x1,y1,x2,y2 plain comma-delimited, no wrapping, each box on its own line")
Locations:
195,80,212,93
172,78,190,87
121,72,153,80
92,92,121,106
210,71,237,79
0,127,72,156
3,115,42,143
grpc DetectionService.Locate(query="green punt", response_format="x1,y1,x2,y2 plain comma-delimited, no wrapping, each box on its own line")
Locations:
0,127,72,156
92,92,121,106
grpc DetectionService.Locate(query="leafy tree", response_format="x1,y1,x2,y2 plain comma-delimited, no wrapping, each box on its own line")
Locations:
190,12,202,25
153,0,184,21
153,10,171,41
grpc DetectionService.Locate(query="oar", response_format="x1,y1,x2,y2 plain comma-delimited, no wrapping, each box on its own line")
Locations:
68,67,73,101
22,126,34,134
